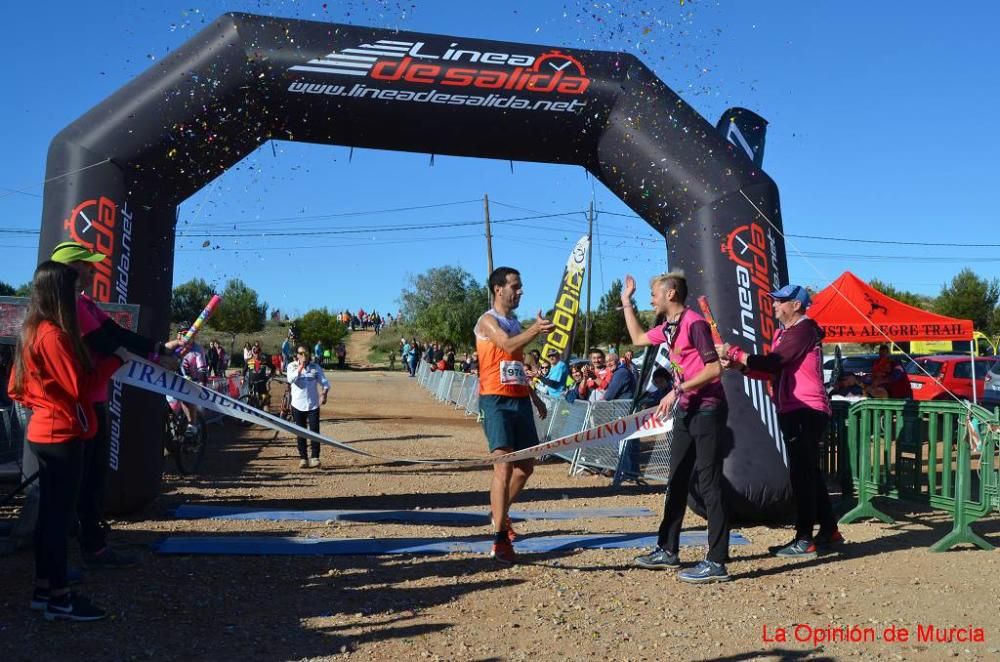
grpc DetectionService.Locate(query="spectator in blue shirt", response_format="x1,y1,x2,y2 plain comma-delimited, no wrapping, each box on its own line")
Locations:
280,332,295,371
602,351,637,401
537,349,570,398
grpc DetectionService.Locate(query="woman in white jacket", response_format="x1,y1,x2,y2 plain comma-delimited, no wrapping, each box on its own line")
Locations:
287,345,330,468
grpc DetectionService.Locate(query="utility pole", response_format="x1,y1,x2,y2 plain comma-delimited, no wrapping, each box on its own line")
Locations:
583,200,594,353
484,193,494,304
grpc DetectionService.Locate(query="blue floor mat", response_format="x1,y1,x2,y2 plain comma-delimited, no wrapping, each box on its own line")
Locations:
172,505,655,524
155,531,749,556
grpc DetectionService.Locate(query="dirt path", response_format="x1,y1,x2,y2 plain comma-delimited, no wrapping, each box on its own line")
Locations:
343,329,379,369
1,365,998,661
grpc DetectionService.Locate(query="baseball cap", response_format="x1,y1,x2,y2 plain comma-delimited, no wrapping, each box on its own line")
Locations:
546,349,560,357
770,284,810,309
51,241,106,264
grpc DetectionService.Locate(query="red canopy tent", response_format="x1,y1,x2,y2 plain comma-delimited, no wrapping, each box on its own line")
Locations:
809,271,972,343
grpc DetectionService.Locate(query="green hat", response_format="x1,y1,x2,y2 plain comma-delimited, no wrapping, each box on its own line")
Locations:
51,241,106,264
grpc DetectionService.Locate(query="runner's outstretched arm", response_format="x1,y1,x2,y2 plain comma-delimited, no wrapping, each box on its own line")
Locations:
477,311,554,355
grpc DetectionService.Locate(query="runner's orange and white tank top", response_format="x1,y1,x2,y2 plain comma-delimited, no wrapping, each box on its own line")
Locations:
474,309,530,398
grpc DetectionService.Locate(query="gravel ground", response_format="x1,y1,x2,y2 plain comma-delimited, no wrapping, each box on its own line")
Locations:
1,332,998,661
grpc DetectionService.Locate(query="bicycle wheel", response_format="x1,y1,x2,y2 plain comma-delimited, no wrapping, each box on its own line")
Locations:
174,414,207,475
163,409,179,458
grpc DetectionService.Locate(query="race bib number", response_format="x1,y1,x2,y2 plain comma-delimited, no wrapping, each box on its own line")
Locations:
499,360,528,386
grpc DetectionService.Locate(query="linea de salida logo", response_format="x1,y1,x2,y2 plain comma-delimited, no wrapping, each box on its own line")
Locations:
64,196,134,304
720,222,782,350
720,221,785,448
289,38,590,95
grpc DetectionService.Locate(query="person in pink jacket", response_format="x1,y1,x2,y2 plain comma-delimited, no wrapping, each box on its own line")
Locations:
718,284,843,560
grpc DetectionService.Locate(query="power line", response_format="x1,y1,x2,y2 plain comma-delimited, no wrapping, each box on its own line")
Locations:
788,232,1000,248
177,211,580,238
596,209,1000,248
189,199,483,229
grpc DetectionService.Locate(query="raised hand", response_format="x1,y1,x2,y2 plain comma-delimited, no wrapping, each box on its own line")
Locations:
622,274,636,304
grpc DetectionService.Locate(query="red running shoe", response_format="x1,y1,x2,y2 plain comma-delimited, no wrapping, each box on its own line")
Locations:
490,539,516,565
815,529,845,548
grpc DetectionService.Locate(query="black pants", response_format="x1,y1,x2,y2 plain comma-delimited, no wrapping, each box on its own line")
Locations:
77,402,109,554
657,406,729,564
293,407,321,459
30,438,85,591
780,408,837,541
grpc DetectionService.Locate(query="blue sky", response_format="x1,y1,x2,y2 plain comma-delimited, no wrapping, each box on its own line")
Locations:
2,1,998,320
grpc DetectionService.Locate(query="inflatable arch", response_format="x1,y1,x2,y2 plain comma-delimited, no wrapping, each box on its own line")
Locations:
40,13,792,519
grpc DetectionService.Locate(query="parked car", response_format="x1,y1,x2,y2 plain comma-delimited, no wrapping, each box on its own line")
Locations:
983,359,1000,411
823,353,913,386
905,355,992,402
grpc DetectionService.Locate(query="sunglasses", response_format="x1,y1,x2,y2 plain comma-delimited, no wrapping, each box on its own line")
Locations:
297,351,307,355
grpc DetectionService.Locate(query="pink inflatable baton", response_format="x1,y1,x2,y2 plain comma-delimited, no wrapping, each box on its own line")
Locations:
174,294,222,356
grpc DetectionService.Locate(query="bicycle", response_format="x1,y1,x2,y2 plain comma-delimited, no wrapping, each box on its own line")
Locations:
237,384,266,425
278,378,294,422
163,399,207,475
236,374,280,440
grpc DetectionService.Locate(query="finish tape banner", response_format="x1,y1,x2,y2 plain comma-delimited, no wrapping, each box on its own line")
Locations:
540,235,588,363
113,353,671,468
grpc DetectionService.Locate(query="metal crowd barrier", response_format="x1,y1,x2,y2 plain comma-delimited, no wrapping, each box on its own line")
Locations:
456,375,478,413
545,399,592,462
531,394,556,446
464,388,480,417
435,370,456,402
448,373,467,405
570,400,634,476
838,399,1000,551
416,361,431,386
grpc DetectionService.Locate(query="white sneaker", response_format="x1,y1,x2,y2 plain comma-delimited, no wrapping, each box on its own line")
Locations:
298,459,308,469
308,458,320,468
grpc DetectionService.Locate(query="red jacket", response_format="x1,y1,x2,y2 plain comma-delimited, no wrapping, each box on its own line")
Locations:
8,321,98,443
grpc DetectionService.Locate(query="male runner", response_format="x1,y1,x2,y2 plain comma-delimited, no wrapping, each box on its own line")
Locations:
474,267,554,564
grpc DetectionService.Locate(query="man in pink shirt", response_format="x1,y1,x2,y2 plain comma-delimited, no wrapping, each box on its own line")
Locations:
621,271,730,584
719,284,843,560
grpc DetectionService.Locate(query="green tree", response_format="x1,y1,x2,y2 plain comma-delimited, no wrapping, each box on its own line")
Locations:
209,278,267,338
295,308,348,350
591,279,636,350
868,278,931,309
399,266,487,348
934,269,1000,332
0,281,15,296
171,278,215,324
14,282,31,297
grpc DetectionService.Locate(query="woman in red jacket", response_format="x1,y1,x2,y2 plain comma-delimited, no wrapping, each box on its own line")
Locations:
8,261,108,622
